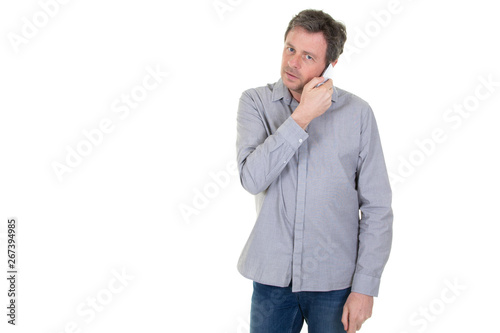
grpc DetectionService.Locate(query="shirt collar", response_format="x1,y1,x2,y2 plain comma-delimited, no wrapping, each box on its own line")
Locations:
271,77,338,105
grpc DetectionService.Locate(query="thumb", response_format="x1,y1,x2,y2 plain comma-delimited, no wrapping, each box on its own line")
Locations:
341,306,349,331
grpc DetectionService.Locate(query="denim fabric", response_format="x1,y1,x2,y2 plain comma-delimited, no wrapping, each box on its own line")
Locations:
250,281,350,333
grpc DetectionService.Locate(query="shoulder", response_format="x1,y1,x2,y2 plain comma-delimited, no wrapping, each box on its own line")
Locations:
240,81,279,104
335,86,372,111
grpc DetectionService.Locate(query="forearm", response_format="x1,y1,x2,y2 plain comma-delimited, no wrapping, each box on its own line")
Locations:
237,115,308,194
351,206,393,296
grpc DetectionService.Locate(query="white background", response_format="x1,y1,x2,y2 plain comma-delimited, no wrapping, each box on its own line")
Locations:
1,0,499,332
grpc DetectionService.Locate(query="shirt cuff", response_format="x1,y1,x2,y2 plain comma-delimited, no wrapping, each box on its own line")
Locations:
351,273,381,297
275,115,309,150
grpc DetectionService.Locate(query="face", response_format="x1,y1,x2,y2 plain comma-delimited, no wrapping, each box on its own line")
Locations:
281,26,335,100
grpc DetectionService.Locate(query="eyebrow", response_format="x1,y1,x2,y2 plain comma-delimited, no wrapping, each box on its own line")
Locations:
285,42,319,59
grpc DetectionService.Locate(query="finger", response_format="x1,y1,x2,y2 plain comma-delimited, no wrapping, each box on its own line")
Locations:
341,307,349,332
317,78,333,91
347,312,357,333
306,76,327,89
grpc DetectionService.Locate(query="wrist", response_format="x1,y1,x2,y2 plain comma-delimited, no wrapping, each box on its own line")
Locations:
291,106,311,130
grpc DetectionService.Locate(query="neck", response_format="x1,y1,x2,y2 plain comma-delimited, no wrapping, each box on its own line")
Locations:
289,89,301,103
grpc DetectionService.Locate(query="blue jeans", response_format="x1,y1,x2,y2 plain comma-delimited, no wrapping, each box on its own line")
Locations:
250,281,350,333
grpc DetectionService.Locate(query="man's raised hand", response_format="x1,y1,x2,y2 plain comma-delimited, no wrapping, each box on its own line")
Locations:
291,77,333,130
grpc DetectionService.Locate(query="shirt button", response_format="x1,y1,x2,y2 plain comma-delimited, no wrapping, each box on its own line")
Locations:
299,139,303,143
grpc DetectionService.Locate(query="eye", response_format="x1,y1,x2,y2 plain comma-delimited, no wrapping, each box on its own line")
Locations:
305,55,313,61
287,47,295,53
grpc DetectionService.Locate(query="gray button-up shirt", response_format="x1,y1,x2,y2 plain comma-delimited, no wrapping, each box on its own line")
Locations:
236,78,393,296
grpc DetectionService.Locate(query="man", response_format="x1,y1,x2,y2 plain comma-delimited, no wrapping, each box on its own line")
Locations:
236,9,393,333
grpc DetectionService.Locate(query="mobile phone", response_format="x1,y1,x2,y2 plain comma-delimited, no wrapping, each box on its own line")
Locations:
315,63,334,87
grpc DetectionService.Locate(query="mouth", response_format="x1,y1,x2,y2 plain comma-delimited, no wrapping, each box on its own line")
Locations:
285,71,299,81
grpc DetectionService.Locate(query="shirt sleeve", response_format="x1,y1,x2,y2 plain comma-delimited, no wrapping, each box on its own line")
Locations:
351,105,393,297
236,90,309,195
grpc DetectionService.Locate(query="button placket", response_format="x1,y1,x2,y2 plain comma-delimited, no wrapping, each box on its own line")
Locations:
291,137,308,292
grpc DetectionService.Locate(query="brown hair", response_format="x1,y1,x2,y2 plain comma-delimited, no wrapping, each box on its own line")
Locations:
284,9,347,65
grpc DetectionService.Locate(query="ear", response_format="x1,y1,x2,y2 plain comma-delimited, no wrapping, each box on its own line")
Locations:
331,59,339,67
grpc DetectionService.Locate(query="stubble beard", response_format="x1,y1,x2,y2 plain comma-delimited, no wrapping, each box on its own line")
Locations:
282,67,304,95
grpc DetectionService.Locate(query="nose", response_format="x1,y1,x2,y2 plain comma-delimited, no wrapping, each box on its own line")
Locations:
288,54,301,69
